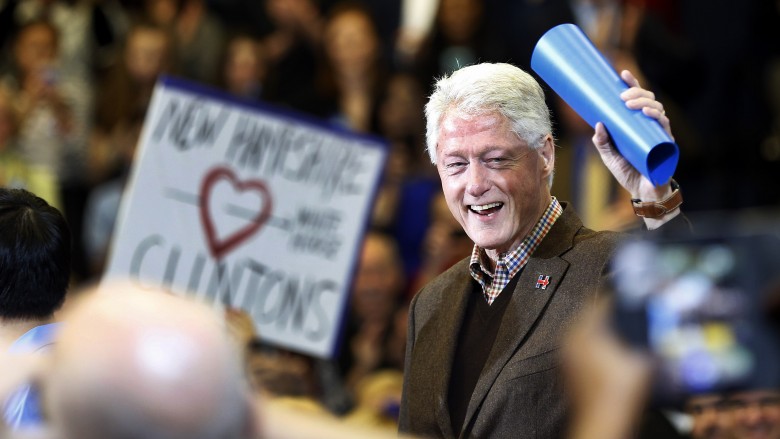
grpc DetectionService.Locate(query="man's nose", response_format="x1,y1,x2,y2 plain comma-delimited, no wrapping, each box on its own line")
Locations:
466,162,489,197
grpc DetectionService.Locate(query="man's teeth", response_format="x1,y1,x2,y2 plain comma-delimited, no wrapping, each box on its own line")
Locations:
471,202,503,212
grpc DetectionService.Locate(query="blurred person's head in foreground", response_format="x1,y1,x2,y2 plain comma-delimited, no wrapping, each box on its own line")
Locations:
0,188,70,328
41,283,259,439
0,188,70,431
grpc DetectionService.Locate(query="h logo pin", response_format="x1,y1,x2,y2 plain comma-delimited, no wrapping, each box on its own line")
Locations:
535,274,550,290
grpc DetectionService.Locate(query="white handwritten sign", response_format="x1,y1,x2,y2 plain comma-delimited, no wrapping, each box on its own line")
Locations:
105,78,387,358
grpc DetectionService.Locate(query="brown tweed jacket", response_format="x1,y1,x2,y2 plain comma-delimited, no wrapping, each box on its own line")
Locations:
399,203,622,439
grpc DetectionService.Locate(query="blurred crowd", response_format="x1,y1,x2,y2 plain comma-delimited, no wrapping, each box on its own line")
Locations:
2,0,780,437
2,0,780,284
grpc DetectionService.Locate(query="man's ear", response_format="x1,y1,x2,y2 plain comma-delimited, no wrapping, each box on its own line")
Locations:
540,134,555,177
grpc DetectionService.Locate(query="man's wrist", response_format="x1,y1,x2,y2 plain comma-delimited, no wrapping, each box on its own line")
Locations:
631,179,682,219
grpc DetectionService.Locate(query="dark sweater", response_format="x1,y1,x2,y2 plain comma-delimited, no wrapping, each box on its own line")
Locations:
448,273,523,434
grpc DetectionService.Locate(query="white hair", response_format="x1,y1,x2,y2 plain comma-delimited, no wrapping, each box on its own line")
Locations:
425,63,554,185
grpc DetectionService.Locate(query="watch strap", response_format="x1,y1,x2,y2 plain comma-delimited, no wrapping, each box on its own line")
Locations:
631,180,683,218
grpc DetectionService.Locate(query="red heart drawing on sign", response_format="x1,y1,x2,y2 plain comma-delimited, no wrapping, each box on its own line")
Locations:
199,167,273,260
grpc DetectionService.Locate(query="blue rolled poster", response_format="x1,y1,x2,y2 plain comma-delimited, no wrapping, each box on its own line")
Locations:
531,23,678,187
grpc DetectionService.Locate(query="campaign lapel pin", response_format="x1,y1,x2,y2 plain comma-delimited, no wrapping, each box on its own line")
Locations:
535,274,551,290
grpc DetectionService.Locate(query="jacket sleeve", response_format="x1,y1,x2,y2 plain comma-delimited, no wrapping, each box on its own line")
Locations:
398,290,421,434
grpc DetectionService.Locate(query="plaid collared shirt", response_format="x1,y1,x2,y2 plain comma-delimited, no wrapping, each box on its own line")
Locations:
469,197,563,305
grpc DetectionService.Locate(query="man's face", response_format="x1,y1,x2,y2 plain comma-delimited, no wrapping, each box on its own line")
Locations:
728,390,780,439
435,110,553,257
687,394,732,439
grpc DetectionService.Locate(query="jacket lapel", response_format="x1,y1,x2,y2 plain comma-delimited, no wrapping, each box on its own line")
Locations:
411,262,473,438
459,204,582,435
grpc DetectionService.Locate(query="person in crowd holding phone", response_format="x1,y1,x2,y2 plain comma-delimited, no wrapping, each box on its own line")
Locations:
399,62,685,438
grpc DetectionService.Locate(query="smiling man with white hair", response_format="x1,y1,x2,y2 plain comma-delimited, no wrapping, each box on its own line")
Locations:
399,62,683,438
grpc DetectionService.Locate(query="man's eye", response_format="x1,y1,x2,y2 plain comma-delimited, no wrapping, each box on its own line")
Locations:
446,161,466,168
